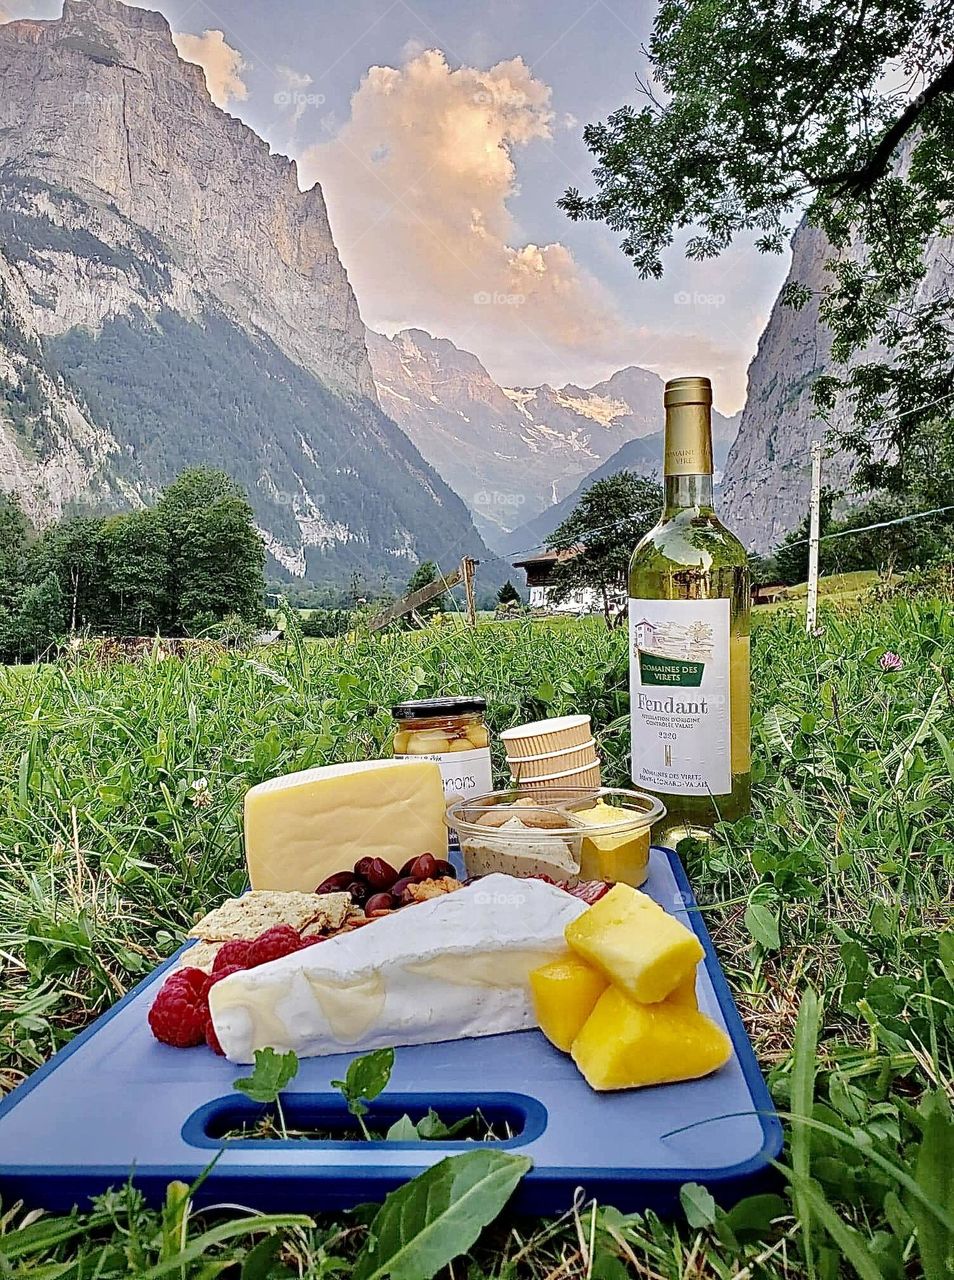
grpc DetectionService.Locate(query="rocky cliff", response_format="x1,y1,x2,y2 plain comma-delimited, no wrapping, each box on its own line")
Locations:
0,0,492,587
720,212,954,552
719,223,844,552
369,328,738,548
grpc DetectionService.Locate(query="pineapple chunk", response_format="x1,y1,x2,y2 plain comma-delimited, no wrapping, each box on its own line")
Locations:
667,970,699,1009
565,883,704,1003
571,986,732,1090
529,952,608,1051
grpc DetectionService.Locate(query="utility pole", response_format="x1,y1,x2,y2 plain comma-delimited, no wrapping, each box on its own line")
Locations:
806,441,822,634
461,556,478,628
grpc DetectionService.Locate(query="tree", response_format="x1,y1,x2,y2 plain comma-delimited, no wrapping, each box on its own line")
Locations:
156,468,265,634
403,560,445,620
774,489,836,585
33,516,109,632
0,492,30,610
496,579,522,605
561,2,954,495
547,472,663,626
103,509,170,634
14,572,66,661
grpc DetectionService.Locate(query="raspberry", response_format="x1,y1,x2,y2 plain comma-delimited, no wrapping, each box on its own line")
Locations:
298,934,326,948
246,925,302,967
148,968,209,1048
212,940,252,973
203,963,243,1056
208,962,245,987
205,1016,224,1056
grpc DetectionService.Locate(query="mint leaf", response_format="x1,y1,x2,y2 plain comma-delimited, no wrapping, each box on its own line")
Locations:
415,1109,472,1140
353,1150,531,1280
234,1048,299,1105
332,1047,395,1119
385,1114,420,1142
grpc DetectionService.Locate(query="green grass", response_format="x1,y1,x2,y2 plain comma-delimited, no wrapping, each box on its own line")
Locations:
755,571,887,615
0,600,952,1276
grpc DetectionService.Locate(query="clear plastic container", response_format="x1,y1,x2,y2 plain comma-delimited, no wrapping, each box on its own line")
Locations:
446,787,666,887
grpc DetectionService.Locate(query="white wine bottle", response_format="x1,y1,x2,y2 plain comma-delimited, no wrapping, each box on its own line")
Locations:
628,375,750,844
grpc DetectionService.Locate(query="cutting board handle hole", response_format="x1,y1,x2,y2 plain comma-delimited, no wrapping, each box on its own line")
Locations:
182,1092,547,1149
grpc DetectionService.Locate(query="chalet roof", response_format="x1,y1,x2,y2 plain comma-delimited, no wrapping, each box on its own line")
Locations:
511,546,581,570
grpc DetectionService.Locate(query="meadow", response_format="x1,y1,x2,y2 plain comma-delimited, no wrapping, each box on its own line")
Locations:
0,597,951,1277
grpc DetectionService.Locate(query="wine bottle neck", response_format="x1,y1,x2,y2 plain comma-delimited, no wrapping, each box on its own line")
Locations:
663,397,714,513
664,473,714,513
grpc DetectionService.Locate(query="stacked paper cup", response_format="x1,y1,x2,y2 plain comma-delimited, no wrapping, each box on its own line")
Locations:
501,714,601,791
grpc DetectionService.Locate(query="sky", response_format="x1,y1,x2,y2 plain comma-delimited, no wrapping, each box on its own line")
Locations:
2,0,793,412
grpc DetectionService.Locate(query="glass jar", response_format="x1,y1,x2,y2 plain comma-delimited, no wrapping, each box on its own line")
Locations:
391,697,493,809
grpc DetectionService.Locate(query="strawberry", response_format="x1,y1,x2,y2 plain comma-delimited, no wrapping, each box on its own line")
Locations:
148,967,209,1048
246,924,302,968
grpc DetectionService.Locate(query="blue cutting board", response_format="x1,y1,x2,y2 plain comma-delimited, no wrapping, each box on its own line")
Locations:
0,849,781,1215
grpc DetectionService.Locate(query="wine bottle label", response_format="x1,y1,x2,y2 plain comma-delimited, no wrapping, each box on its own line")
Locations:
629,598,732,796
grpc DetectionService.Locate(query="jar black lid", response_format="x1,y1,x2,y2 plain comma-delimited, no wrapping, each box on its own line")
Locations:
392,696,487,719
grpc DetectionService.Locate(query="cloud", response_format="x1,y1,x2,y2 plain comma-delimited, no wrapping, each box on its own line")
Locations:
300,49,647,386
274,64,322,133
172,29,248,108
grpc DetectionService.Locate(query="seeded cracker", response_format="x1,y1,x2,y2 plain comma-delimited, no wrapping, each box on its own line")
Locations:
188,890,353,941
175,939,222,973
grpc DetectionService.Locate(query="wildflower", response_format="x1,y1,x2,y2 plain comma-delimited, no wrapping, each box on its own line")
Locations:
190,777,212,808
879,651,903,672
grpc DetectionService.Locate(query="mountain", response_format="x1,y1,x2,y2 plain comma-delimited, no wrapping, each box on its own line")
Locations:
721,205,954,552
367,328,739,548
718,223,849,552
503,424,738,556
0,0,493,587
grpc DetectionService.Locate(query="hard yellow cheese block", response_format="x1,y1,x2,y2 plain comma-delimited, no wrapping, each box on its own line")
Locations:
244,759,446,893
571,986,732,1091
564,882,704,1003
529,952,608,1051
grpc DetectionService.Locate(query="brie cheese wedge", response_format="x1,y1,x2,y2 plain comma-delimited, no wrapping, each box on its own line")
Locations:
209,874,587,1062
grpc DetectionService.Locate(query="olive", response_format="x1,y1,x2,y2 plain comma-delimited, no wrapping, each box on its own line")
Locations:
315,870,358,894
347,879,370,904
353,856,376,879
410,852,438,881
364,858,399,890
399,856,419,877
365,892,395,913
430,859,458,880
391,876,415,899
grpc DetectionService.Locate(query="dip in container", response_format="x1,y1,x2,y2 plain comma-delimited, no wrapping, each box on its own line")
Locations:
446,787,665,886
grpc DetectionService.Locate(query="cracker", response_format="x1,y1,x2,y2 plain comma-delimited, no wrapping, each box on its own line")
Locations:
175,939,222,973
404,877,460,903
188,890,352,941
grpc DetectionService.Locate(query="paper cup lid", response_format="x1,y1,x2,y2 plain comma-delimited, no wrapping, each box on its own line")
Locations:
500,715,591,742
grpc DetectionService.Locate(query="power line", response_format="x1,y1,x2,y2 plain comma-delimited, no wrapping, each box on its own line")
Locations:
786,504,954,547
